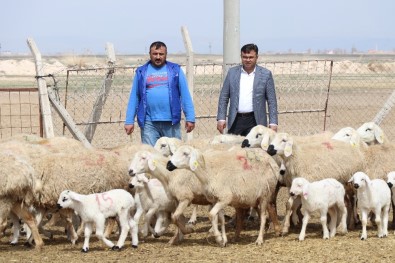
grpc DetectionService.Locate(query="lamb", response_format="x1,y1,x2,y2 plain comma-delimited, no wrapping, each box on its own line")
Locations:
289,177,348,241
348,171,391,240
57,189,138,252
266,132,366,234
129,173,176,238
128,146,212,245
167,145,281,246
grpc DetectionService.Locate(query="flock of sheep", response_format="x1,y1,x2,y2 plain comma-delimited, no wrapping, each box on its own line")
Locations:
0,121,394,252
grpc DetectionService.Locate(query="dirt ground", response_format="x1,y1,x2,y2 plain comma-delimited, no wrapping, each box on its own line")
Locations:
1,188,394,263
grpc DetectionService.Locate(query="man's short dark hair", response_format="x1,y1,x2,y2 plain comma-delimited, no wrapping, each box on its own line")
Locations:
150,41,167,51
241,43,258,54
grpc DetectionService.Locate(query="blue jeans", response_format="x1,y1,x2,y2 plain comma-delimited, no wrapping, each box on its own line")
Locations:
140,121,181,146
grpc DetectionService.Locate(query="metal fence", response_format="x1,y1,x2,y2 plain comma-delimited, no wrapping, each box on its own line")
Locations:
1,58,395,148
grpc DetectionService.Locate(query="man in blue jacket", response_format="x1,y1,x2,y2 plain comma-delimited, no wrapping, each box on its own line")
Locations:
125,41,195,146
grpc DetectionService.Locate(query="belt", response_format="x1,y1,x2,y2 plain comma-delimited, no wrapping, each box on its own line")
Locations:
237,112,254,117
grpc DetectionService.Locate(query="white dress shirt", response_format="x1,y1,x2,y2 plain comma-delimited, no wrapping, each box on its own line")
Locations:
238,67,255,113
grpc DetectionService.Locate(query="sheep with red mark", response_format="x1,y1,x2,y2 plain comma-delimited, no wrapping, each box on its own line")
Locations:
57,189,138,252
167,145,281,247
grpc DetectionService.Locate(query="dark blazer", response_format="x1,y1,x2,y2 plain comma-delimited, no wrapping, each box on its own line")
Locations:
217,65,278,129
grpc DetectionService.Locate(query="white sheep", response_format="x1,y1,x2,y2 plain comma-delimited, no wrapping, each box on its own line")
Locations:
386,171,395,233
167,145,281,247
356,122,388,145
128,147,212,245
129,173,176,238
348,171,391,240
289,177,348,241
57,189,138,252
267,132,366,234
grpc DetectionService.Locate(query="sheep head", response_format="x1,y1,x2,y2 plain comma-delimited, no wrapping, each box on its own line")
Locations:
290,177,310,200
167,145,203,172
348,171,371,190
154,137,181,157
57,190,80,209
356,122,384,145
129,150,157,176
267,132,294,157
387,171,395,189
332,127,362,147
242,125,275,148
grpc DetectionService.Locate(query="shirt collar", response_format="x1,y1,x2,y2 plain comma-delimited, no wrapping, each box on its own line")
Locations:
241,66,256,75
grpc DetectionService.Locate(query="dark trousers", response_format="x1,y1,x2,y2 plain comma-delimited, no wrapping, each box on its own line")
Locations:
228,113,257,136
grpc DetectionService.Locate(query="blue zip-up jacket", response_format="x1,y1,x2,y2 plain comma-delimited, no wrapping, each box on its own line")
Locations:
125,61,195,128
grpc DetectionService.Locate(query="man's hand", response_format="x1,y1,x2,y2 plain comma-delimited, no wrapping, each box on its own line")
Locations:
185,122,195,133
124,124,135,135
269,124,278,132
217,120,226,134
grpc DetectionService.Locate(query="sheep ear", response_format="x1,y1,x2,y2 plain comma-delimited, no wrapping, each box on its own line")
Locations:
189,149,201,171
374,125,384,144
148,158,157,171
260,133,270,150
350,132,361,147
68,191,82,202
302,184,309,200
347,175,354,183
284,138,293,157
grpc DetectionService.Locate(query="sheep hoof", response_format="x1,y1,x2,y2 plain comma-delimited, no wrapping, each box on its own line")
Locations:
132,245,138,249
360,237,365,241
153,233,160,238
24,242,32,248
10,242,17,246
81,248,89,253
112,246,120,251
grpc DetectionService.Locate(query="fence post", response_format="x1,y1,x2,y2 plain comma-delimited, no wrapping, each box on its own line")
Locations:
84,42,116,142
181,26,194,141
26,38,55,138
373,89,395,125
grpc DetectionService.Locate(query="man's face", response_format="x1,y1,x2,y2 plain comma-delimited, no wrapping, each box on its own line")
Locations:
241,50,258,73
150,46,167,67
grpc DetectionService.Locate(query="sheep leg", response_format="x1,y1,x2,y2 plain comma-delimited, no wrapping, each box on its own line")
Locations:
145,207,159,236
82,222,93,252
113,212,130,250
374,207,384,238
104,217,117,238
217,209,227,245
255,203,268,245
59,209,78,244
266,201,281,236
391,201,395,230
188,204,198,224
13,205,44,250
95,217,116,249
360,209,368,240
209,202,228,247
327,207,337,238
9,211,20,245
381,206,389,237
172,200,193,235
298,212,310,241
168,226,184,245
234,208,247,241
128,217,139,248
282,196,294,235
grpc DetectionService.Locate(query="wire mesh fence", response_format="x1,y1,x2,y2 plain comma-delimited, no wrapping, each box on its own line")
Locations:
1,57,395,148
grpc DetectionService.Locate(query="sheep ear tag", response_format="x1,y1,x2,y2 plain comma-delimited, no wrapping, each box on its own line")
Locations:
190,150,199,171
148,158,157,171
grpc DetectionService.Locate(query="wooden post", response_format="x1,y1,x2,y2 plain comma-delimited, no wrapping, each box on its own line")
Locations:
84,42,116,142
27,38,54,138
373,89,395,125
47,88,93,149
181,26,194,141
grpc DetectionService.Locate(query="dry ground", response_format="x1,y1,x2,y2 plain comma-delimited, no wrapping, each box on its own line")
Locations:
1,188,394,263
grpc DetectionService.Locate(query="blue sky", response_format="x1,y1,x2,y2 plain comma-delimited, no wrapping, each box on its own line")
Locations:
1,0,394,55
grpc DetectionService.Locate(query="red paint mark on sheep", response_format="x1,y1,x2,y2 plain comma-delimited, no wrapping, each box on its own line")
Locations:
322,142,334,150
236,155,252,170
95,192,114,207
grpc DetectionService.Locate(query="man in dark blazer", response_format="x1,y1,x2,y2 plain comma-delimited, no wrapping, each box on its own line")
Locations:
217,43,278,136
